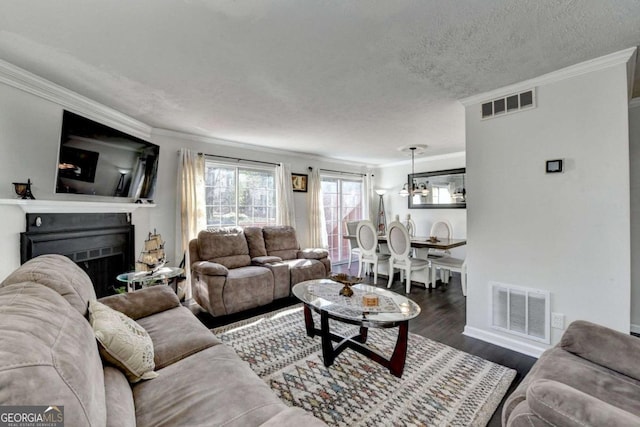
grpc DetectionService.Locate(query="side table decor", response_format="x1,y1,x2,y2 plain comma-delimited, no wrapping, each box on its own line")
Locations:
136,229,166,273
329,273,362,297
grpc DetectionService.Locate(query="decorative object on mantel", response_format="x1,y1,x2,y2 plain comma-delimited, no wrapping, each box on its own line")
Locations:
12,178,35,199
330,273,362,297
398,145,428,197
136,230,166,273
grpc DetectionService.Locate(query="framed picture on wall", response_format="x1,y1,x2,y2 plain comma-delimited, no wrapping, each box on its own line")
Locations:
291,173,308,192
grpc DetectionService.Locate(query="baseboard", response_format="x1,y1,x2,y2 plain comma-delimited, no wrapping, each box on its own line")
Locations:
630,323,640,334
463,326,547,359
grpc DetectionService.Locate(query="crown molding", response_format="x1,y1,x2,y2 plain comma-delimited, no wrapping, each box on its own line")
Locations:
459,47,638,107
630,98,640,109
0,58,152,140
151,127,371,168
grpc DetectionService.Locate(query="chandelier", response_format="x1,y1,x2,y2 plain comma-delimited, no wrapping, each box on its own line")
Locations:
399,145,429,197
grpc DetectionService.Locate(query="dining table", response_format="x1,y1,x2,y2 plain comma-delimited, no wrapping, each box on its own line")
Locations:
343,234,466,251
342,234,466,287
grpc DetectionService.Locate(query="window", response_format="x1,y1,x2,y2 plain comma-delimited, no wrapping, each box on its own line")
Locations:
430,186,452,204
321,175,364,264
205,161,276,227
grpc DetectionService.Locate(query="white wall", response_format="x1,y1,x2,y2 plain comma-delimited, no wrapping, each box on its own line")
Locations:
629,100,640,333
373,153,467,260
464,59,632,355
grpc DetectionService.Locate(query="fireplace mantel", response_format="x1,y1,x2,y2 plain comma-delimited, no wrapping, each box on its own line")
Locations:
0,198,155,213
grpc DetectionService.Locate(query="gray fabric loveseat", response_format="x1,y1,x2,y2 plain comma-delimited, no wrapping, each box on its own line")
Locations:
191,225,330,317
0,254,326,426
503,320,640,426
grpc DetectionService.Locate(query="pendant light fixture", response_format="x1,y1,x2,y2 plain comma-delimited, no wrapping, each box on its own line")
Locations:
398,145,428,197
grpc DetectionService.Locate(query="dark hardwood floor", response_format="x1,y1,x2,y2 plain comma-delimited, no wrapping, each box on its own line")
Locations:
195,264,536,427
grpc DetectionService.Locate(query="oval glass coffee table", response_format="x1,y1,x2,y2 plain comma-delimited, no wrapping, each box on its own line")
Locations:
292,278,421,377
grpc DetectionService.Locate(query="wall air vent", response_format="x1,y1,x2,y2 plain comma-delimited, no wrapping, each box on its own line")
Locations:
481,89,536,119
490,281,550,344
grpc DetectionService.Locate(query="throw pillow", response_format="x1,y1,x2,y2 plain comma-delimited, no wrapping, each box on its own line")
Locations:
88,299,158,383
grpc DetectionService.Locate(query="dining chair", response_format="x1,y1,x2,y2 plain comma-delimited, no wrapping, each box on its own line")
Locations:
428,220,452,257
356,220,390,284
386,221,429,293
428,219,453,282
430,256,467,296
345,220,361,271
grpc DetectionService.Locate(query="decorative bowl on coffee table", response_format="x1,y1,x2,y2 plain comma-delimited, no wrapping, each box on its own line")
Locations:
329,273,363,297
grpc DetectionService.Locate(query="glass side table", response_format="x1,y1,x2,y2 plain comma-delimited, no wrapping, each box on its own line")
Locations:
116,266,184,293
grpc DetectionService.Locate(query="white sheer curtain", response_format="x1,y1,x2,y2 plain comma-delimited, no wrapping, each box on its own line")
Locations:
276,162,296,227
307,167,328,248
176,148,206,300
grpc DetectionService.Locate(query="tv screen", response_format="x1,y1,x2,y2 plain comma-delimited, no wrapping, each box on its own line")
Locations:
56,111,159,200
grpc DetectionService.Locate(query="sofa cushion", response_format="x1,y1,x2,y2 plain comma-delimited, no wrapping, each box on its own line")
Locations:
0,282,106,426
104,366,136,427
560,320,640,381
136,306,221,370
527,379,640,427
89,300,158,383
0,254,96,317
263,226,300,260
132,344,293,427
244,226,268,257
197,228,251,268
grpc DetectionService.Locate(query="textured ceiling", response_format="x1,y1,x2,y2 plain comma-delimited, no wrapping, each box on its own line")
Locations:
0,1,639,165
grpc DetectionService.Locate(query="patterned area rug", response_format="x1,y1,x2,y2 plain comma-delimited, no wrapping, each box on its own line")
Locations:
213,305,515,426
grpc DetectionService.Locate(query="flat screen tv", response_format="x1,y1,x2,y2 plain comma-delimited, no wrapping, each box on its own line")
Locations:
56,111,160,200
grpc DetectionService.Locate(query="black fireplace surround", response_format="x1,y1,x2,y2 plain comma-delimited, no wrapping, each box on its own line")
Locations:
20,213,135,297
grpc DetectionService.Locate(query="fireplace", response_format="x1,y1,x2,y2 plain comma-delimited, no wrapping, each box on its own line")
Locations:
21,213,135,297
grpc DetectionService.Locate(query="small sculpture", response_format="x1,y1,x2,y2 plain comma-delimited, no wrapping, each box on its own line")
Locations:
12,179,36,199
330,273,362,298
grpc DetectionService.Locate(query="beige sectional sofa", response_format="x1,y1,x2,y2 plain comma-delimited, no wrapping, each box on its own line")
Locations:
0,254,326,426
503,320,640,426
191,225,330,317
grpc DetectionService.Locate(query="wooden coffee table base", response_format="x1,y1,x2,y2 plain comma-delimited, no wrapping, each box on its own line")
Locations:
303,304,409,378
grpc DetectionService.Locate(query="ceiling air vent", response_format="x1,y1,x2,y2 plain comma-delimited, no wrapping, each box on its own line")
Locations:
481,89,535,120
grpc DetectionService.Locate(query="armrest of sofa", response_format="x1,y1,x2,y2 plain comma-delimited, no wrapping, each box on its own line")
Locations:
560,320,640,380
525,379,640,427
98,285,180,320
191,261,229,276
252,255,283,265
298,248,329,260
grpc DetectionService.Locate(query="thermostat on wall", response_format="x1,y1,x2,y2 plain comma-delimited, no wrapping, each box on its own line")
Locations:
545,159,563,173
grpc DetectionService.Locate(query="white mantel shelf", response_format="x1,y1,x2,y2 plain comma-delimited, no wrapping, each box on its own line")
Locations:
0,198,155,213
